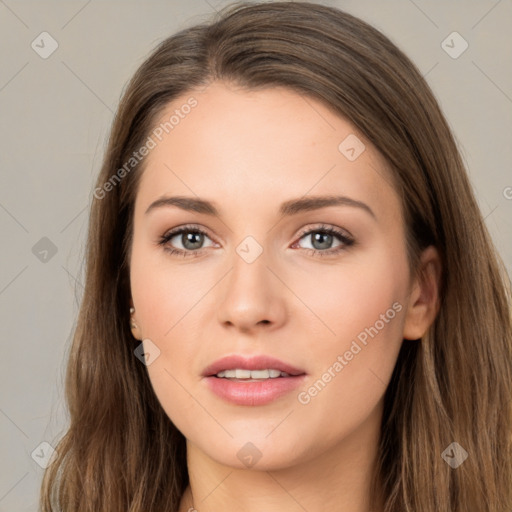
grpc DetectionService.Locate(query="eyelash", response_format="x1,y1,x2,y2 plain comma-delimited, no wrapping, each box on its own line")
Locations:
158,223,355,259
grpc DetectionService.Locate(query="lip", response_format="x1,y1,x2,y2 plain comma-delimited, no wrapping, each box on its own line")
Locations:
202,354,307,406
204,375,306,406
202,354,305,377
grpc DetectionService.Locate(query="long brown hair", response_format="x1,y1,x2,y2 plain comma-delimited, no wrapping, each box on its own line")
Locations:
39,2,512,510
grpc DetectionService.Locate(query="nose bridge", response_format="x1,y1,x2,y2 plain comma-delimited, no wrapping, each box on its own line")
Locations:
228,233,272,299
216,231,286,330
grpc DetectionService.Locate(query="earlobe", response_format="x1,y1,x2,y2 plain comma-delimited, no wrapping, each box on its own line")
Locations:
402,246,442,341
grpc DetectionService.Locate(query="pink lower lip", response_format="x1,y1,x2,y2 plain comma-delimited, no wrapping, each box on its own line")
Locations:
204,375,306,406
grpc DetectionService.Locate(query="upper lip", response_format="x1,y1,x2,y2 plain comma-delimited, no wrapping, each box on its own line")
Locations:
202,355,306,377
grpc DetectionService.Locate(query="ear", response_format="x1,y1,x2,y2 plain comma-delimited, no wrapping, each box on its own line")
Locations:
129,301,142,340
402,245,442,341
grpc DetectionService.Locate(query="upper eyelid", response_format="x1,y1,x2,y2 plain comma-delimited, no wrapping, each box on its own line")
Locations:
163,223,210,237
296,224,353,240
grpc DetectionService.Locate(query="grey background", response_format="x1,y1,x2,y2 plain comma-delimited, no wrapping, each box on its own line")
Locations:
0,0,511,510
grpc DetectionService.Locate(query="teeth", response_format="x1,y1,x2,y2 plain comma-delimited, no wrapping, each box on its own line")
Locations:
215,369,290,379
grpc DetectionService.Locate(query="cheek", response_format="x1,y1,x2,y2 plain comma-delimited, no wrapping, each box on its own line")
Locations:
291,249,407,435
129,294,201,441
129,239,212,338
292,244,407,350
129,245,215,431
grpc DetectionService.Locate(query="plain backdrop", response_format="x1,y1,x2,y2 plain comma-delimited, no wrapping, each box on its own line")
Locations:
0,1,511,510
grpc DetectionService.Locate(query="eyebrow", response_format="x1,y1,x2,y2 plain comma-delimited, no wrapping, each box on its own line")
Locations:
144,194,376,219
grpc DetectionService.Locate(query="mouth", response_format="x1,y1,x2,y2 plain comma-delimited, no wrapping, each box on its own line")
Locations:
202,355,306,406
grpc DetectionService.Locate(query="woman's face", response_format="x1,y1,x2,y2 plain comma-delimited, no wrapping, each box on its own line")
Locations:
129,81,420,470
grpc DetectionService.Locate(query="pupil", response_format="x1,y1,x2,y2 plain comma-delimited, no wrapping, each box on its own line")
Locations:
312,232,332,250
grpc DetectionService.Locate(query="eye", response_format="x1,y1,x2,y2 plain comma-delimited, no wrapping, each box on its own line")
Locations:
292,224,355,257
158,224,216,258
158,223,355,258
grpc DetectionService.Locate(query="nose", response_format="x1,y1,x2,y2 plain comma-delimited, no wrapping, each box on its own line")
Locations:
216,246,287,334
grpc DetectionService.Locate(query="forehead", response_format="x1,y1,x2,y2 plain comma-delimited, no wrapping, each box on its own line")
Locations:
135,81,400,223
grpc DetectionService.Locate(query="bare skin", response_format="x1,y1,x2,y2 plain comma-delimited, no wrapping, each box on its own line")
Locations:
129,81,441,512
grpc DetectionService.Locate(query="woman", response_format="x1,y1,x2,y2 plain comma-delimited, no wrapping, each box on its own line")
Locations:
39,2,512,511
